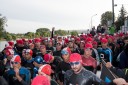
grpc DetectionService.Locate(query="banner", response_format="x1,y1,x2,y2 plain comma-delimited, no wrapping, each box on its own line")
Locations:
100,59,118,83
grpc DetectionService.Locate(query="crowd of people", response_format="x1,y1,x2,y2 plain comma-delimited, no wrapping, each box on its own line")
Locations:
0,30,128,85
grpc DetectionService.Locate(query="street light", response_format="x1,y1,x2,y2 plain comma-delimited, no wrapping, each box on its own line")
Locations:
112,0,114,25
91,14,97,29
112,0,117,25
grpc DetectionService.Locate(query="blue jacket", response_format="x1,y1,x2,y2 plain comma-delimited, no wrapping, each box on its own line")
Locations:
4,67,31,85
98,48,113,63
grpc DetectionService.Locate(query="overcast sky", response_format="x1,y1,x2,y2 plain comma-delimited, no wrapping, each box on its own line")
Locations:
0,0,128,33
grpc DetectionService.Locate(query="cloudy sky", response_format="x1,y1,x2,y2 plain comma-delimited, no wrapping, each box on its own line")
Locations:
0,0,128,33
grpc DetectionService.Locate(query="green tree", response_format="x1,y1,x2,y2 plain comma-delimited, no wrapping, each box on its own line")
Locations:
55,29,68,36
70,31,78,36
115,5,127,31
5,33,12,41
35,32,40,38
25,32,35,39
36,28,50,37
101,11,113,25
0,14,7,39
11,34,17,40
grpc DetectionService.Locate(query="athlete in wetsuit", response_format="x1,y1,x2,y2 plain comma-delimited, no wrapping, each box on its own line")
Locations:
4,55,31,85
33,56,45,78
22,49,34,79
82,43,97,73
56,47,71,85
64,53,119,85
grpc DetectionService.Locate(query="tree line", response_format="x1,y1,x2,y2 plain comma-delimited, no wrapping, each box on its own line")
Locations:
0,5,127,41
101,5,127,31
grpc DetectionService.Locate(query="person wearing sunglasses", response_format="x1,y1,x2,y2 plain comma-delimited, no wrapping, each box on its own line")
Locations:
3,55,31,85
64,53,123,85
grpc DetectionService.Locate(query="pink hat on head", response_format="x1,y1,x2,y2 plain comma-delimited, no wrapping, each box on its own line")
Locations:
61,47,71,55
5,46,12,50
34,38,41,43
64,38,69,44
119,33,124,37
108,36,114,40
38,64,52,76
93,41,97,45
28,39,33,44
17,39,24,44
25,49,33,56
44,54,54,63
69,53,82,62
86,37,93,43
84,43,93,49
31,75,50,85
76,37,80,41
8,41,14,46
101,38,108,43
11,55,21,63
5,49,14,56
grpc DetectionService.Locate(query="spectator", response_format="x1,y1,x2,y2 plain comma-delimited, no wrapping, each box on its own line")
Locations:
90,26,96,36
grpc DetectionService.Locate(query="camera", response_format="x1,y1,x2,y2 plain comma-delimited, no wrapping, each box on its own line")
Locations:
100,54,104,59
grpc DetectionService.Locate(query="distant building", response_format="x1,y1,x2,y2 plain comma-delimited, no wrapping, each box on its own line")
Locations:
124,16,128,32
119,16,128,33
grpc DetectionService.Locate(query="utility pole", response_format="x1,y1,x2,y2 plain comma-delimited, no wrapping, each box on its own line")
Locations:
91,14,97,29
112,0,115,24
